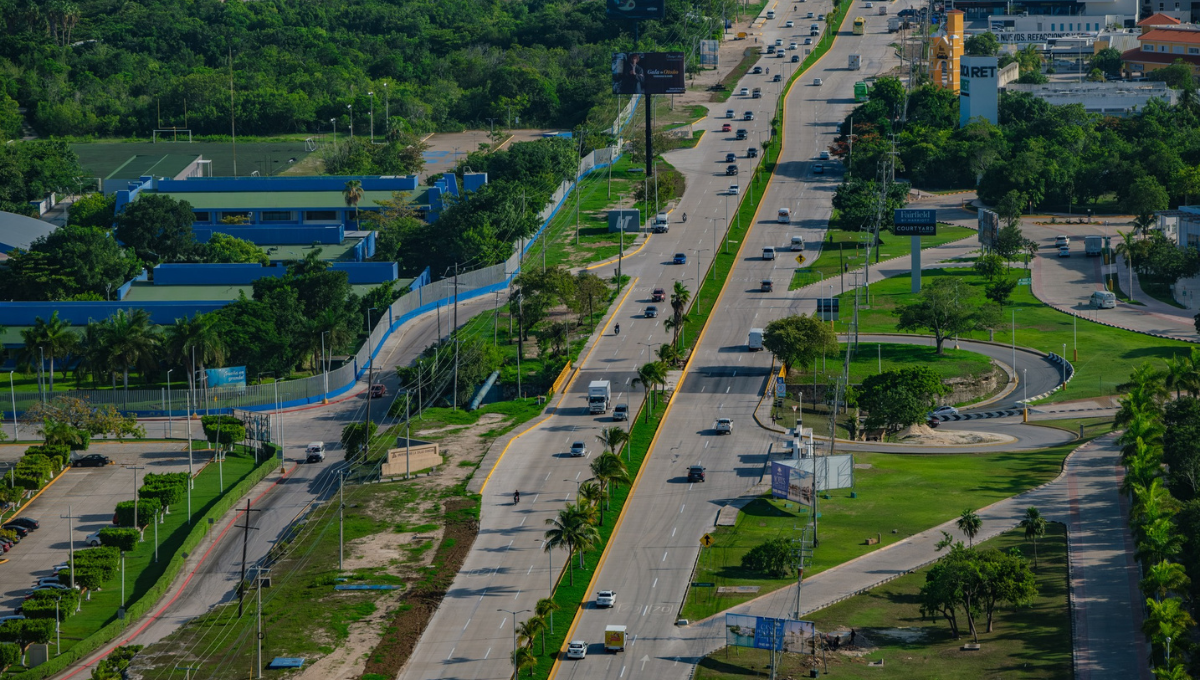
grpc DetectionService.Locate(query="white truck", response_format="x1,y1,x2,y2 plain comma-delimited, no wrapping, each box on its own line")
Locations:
604,625,627,653
887,16,901,32
588,380,611,414
1085,235,1103,257
848,54,861,70
748,328,764,351
653,212,670,233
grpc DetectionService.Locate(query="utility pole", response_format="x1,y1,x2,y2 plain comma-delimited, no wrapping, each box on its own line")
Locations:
60,505,77,590
339,470,346,569
453,263,460,411
256,567,265,679
236,499,263,618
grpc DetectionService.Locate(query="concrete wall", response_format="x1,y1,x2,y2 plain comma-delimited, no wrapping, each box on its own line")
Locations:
193,225,345,245
330,261,398,284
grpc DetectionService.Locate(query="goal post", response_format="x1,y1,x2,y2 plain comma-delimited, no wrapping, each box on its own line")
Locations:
152,129,193,143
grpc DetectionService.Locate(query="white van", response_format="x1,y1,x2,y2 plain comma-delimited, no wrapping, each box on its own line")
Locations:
763,247,776,260
748,328,764,351
791,236,805,251
305,442,326,463
1091,290,1116,309
766,9,776,19
778,207,791,224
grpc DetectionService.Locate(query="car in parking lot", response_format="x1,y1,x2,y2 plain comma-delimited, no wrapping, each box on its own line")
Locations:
721,123,732,132
715,418,733,434
674,253,688,264
3,524,30,538
813,163,824,174
34,577,64,588
85,530,103,547
785,19,795,26
687,465,706,482
7,517,39,531
651,287,666,302
613,404,629,421
567,641,588,660
569,441,587,458
73,454,110,467
644,305,659,318
25,584,70,598
928,405,959,418
726,164,739,175
596,590,616,608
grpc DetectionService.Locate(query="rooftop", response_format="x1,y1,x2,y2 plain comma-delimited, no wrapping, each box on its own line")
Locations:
0,210,56,253
103,154,200,181
1139,27,1200,43
1123,45,1200,66
1139,12,1182,26
149,188,429,210
121,281,401,302
262,240,361,262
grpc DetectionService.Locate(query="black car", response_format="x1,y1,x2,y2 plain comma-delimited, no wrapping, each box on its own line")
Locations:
73,454,110,468
726,165,739,176
773,74,782,82
735,129,748,140
791,55,800,63
725,153,736,163
7,517,38,531
3,524,30,538
747,147,759,158
687,466,706,483
644,305,659,318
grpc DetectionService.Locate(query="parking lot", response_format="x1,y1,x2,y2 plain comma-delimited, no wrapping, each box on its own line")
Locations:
1,442,196,614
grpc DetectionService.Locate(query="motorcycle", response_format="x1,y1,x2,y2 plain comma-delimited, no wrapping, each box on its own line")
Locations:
615,324,621,335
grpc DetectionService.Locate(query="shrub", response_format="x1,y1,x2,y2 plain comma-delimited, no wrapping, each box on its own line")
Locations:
201,415,246,446
740,538,794,578
91,644,143,679
99,527,140,552
22,589,79,619
0,642,18,671
115,498,161,528
26,445,70,468
138,472,187,510
12,472,43,490
0,618,54,645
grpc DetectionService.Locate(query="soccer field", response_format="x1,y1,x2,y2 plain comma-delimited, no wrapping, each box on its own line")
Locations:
72,140,316,179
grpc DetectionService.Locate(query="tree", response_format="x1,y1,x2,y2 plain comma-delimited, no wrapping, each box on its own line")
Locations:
573,271,610,329
1142,560,1190,601
1114,230,1139,303
957,509,982,547
1149,60,1196,90
977,548,1037,632
0,225,140,301
114,194,197,262
668,281,691,347
1163,397,1200,500
984,277,1017,306
104,309,160,389
544,503,599,584
534,598,559,651
632,362,667,421
895,277,1001,354
163,313,227,401
1136,517,1184,566
512,646,537,676
21,311,77,392
995,190,1025,230
203,233,269,265
857,366,947,433
340,421,378,461
67,192,116,229
1019,507,1047,569
964,32,1000,56
741,538,793,578
591,451,631,510
515,616,545,649
973,253,1006,280
343,179,364,222
42,418,88,450
762,314,839,373
1123,176,1169,235
578,480,604,521
1089,48,1124,79
1143,597,1195,665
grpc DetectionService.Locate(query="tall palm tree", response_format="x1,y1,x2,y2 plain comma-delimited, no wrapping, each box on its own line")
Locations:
74,320,111,388
1114,229,1137,301
1143,597,1195,663
104,309,161,389
956,509,982,547
1122,442,1163,498
545,503,598,584
1164,355,1191,400
656,342,680,367
1132,478,1180,531
667,281,691,347
21,311,78,392
1118,415,1166,463
535,598,560,647
595,427,630,457
516,616,546,648
307,308,354,371
163,313,226,401
1018,507,1047,569
343,179,364,222
1152,663,1191,680
512,646,537,677
1141,560,1190,602
578,480,605,524
632,361,667,421
1135,518,1184,566
591,452,631,510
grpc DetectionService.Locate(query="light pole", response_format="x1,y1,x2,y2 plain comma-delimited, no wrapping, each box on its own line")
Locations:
368,91,375,143
365,307,379,445
126,465,146,537
383,82,389,134
166,369,173,438
498,608,531,672
330,118,336,146
8,371,16,441
1022,369,1028,423
1062,343,1067,389
347,103,353,138
321,331,331,399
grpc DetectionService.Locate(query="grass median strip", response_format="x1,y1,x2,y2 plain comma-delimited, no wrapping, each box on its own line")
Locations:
790,225,975,289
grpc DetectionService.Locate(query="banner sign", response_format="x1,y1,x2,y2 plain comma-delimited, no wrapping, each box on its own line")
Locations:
608,209,641,233
612,52,686,95
771,461,814,505
700,39,719,66
204,366,246,389
725,614,815,652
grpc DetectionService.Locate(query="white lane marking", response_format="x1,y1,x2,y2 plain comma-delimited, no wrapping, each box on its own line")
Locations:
576,471,582,480
527,565,534,575
733,370,738,377
653,577,658,588
643,604,650,616
497,618,507,630
447,647,456,659
621,666,627,678
701,386,706,393
520,517,526,526
484,648,491,659
662,550,668,562
545,472,551,481
532,494,539,503
463,618,471,630
672,527,677,537
689,483,693,491
514,589,521,599
680,504,686,514
505,540,513,551
705,441,710,448
726,386,730,393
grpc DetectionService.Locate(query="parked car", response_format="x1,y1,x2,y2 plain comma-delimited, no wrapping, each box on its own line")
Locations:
687,465,706,483
84,531,102,547
73,454,110,468
567,641,588,660
613,404,630,421
0,616,25,626
715,418,733,434
569,442,587,458
644,305,659,318
651,287,666,302
3,524,30,538
596,590,616,608
305,442,326,463
7,517,38,531
674,253,688,265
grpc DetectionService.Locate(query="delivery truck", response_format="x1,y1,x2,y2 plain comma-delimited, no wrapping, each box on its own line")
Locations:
588,380,611,414
888,16,901,31
849,54,861,70
748,328,764,351
1085,235,1103,257
605,625,627,652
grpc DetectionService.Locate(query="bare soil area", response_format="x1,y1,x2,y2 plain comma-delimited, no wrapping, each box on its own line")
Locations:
892,423,1016,446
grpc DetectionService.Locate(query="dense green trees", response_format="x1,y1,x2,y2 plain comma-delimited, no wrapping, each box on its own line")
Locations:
762,313,839,373
894,278,1002,354
0,140,85,214
857,366,947,433
0,225,141,301
114,193,198,262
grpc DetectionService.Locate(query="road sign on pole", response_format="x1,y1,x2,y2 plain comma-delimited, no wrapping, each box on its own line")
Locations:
700,533,715,548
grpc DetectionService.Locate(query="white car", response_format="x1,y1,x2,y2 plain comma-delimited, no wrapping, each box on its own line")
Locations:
738,87,750,96
928,405,959,418
567,641,587,659
306,441,326,463
596,590,616,607
785,19,795,27
729,184,740,195
789,42,798,49
1058,246,1071,258
804,37,813,44
85,530,102,547
569,441,587,458
813,78,823,86
715,418,733,434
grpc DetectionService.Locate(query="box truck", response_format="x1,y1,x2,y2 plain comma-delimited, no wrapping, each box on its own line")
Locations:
848,54,861,70
1085,235,1103,257
588,380,611,414
887,16,901,31
748,328,764,351
605,625,627,652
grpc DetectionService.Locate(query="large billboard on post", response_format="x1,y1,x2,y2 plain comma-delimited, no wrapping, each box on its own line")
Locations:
612,52,686,95
725,614,814,652
607,0,666,21
893,209,937,236
771,460,813,505
978,208,999,249
700,39,719,67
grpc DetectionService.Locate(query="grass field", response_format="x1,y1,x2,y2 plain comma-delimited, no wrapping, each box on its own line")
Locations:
789,225,976,290
694,525,1070,679
679,441,1077,621
835,267,1194,402
72,141,315,179
537,155,649,271
1029,416,1115,440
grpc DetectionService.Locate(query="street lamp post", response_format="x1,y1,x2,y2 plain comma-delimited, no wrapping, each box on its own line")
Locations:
1023,369,1028,423
126,465,146,539
166,369,173,438
368,91,375,143
330,118,336,146
383,82,389,134
8,371,16,441
347,104,353,138
498,608,531,673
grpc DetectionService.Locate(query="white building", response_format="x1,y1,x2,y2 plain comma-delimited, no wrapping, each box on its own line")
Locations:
1004,80,1178,114
986,13,1136,43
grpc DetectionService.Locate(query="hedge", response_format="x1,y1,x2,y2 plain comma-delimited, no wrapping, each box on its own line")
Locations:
22,589,80,620
137,472,187,510
0,643,18,672
25,445,70,468
0,620,53,646
201,415,246,446
9,444,281,680
98,528,140,552
114,498,161,528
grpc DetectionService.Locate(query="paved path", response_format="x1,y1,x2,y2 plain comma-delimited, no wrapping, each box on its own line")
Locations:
666,434,1150,679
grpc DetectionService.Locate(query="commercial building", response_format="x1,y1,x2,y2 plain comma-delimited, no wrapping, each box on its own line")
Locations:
986,13,1135,42
1122,21,1200,74
931,10,966,92
954,0,1135,22
1004,80,1178,112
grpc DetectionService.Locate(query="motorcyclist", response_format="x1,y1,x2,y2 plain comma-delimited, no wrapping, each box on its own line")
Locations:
514,490,520,504
682,212,688,222
615,324,621,335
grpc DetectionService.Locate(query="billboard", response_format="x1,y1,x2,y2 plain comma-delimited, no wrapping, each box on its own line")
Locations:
612,52,686,95
978,208,999,249
608,209,641,233
607,0,666,21
725,614,814,653
204,366,246,389
700,39,719,67
816,298,839,321
771,461,814,505
893,209,938,236
771,456,855,502
960,56,1000,126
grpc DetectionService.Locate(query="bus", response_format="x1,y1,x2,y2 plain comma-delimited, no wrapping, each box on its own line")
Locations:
854,81,869,102
853,16,866,34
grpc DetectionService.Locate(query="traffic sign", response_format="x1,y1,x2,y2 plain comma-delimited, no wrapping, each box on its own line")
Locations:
700,533,715,548
1017,277,1031,285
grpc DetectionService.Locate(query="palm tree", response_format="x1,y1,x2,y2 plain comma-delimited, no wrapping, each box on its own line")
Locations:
1143,597,1195,663
516,616,546,648
632,362,667,422
1119,362,1170,402
512,646,537,677
1135,518,1184,566
42,418,86,450
307,308,354,371
656,342,680,367
1114,229,1137,302
1141,560,1190,601
1164,355,1191,400
74,321,111,388
595,427,630,457
21,311,78,393
1019,507,1047,569
1121,442,1163,498
105,309,161,390
591,451,632,510
1132,479,1180,530
163,313,226,400
1152,663,1191,680
956,509,982,547
1118,415,1165,463
544,503,599,583
578,480,604,509
535,598,560,647
670,281,690,338
343,179,364,222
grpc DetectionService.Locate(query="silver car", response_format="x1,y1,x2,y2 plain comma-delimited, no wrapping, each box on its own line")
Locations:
569,442,587,457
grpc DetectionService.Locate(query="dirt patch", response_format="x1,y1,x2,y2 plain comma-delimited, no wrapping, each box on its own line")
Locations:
361,498,479,679
342,528,445,574
892,423,1015,446
293,595,398,680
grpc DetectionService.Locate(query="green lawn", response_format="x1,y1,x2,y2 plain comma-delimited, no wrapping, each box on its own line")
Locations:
695,525,1070,680
835,267,1194,402
537,155,650,271
680,441,1077,621
789,225,976,290
1029,416,1114,440
785,343,996,388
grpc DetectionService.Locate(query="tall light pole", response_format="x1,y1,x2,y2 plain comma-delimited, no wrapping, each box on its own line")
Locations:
498,608,531,672
1023,369,1028,423
368,91,375,143
330,118,336,146
166,369,173,439
347,104,353,138
365,307,379,445
8,371,16,441
383,82,389,134
126,465,146,536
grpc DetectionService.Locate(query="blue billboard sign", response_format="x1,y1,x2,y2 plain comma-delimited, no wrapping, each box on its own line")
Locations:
893,209,938,236
725,614,814,652
205,366,247,389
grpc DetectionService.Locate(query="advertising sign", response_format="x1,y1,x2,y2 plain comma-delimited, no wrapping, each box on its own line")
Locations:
771,461,814,505
816,298,839,321
204,366,247,389
978,208,999,249
612,52,686,95
700,39,719,67
725,614,814,652
959,56,1000,126
893,209,938,236
608,209,641,233
607,0,666,20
